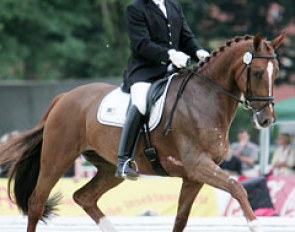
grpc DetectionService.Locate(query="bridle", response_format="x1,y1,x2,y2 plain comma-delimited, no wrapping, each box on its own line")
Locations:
242,50,277,111
194,50,277,111
164,49,277,134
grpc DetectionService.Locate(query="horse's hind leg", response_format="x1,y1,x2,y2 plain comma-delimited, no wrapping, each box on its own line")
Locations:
172,180,203,232
27,138,80,232
73,152,123,232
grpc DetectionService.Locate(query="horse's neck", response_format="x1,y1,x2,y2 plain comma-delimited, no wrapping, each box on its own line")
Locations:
199,42,249,92
185,42,250,128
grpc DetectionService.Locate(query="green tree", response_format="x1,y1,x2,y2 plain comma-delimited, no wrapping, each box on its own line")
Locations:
0,0,294,81
0,0,130,80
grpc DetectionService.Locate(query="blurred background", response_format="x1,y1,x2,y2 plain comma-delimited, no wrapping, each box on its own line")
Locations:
0,0,295,221
0,0,294,137
0,0,294,82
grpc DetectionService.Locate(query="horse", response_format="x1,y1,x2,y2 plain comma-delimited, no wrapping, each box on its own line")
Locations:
0,34,284,232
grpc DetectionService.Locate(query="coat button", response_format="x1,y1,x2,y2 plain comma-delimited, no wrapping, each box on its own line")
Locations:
169,41,172,45
169,32,172,37
167,24,171,27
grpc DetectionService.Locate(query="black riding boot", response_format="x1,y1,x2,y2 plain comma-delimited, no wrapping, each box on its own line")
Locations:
115,105,142,180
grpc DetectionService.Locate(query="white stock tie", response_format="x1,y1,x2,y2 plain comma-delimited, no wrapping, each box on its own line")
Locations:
153,0,167,18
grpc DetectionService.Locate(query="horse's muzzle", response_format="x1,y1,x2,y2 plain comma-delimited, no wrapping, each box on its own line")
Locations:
252,109,275,129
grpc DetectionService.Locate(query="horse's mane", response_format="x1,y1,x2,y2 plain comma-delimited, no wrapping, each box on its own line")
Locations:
198,35,254,70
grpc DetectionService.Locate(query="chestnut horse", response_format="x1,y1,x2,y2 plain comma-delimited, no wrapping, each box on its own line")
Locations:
0,34,284,232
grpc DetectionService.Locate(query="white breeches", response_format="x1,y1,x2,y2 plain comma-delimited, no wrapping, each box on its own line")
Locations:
130,82,151,115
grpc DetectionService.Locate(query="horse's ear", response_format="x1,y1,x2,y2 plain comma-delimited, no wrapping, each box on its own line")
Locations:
253,33,262,52
271,33,286,50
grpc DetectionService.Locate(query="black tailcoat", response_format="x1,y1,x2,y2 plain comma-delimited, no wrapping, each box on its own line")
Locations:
124,0,203,89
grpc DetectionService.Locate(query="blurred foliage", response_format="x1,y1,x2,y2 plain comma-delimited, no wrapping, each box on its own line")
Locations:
0,0,294,80
0,0,130,80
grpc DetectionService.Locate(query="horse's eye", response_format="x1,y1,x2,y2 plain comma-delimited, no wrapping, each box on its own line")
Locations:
253,70,264,79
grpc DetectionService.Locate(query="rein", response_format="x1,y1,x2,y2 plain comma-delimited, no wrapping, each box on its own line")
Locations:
163,50,277,135
163,69,195,135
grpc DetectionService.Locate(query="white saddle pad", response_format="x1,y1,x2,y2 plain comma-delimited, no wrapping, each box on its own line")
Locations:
97,74,176,131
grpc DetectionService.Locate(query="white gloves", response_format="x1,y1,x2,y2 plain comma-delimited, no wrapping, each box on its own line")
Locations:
168,49,190,68
196,49,210,62
168,49,210,68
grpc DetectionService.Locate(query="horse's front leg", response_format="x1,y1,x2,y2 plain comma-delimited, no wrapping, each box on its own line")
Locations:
172,180,203,232
184,152,261,232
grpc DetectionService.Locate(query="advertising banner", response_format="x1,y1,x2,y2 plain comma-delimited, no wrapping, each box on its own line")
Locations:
1,175,294,217
0,178,219,216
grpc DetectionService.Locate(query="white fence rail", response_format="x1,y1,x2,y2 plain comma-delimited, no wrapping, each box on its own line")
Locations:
0,216,294,232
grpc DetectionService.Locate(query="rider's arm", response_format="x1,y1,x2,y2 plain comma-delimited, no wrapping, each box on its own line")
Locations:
125,4,170,65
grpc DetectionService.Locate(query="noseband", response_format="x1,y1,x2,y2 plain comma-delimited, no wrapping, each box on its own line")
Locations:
242,51,277,110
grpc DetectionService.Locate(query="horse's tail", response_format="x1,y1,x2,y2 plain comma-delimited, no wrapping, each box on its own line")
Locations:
0,93,65,219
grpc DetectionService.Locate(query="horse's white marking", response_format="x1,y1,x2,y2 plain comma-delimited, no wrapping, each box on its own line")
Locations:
98,217,117,232
267,61,274,97
248,219,263,232
267,61,274,112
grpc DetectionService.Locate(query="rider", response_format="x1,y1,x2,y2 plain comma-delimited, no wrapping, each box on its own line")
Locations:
115,0,210,179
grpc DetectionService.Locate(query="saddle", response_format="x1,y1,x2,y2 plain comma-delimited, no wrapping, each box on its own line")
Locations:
97,74,176,131
97,74,178,176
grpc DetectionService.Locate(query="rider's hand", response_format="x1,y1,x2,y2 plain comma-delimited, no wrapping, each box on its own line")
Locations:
168,49,190,68
196,49,210,62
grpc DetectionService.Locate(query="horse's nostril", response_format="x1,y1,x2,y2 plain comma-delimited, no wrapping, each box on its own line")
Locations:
262,118,272,127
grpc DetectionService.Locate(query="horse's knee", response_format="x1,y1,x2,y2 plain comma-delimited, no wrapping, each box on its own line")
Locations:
227,178,247,201
73,189,95,209
73,190,86,207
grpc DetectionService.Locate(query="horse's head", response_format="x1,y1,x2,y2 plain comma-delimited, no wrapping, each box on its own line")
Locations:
234,33,285,129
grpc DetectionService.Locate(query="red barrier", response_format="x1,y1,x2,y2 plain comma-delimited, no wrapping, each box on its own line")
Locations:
225,175,295,216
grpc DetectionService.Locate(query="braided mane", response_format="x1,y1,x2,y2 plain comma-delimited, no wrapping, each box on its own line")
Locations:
198,35,254,70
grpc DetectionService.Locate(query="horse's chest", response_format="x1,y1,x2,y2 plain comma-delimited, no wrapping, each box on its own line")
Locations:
198,128,230,163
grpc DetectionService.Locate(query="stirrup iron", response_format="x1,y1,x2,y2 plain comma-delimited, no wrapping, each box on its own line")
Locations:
121,158,139,177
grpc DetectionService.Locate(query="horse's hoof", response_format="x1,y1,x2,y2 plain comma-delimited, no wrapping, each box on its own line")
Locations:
98,217,117,232
248,219,263,232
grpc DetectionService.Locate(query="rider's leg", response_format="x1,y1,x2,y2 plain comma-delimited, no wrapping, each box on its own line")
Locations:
115,82,151,180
